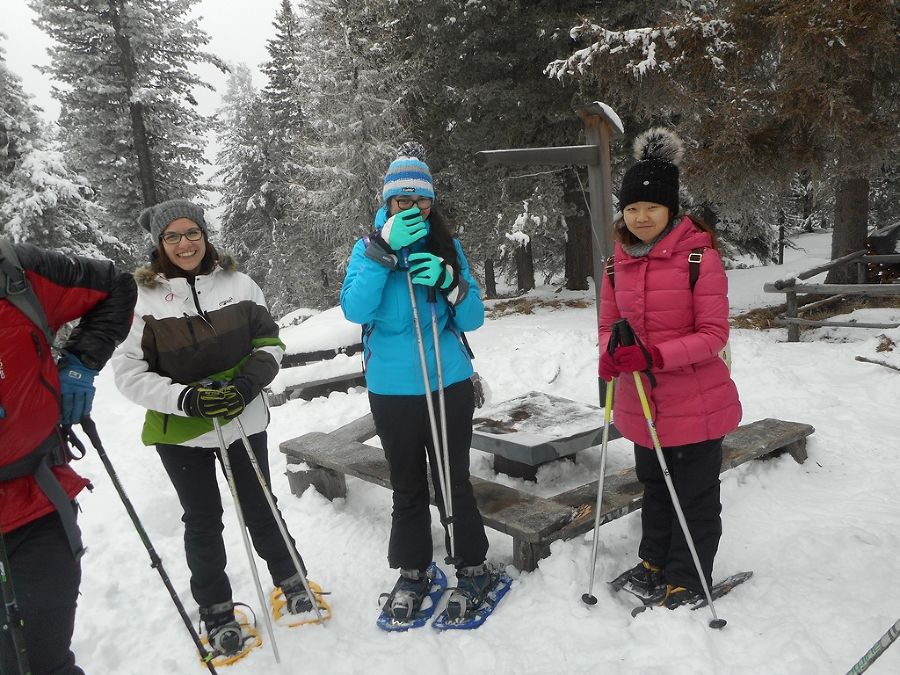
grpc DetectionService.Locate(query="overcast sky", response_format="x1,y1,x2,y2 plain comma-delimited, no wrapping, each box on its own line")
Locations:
3,0,285,122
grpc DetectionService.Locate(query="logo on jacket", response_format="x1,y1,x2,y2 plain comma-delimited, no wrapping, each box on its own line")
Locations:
219,297,233,307
165,292,175,302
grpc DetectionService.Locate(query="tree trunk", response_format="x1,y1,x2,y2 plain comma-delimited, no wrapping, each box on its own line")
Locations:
563,173,592,290
484,259,497,299
825,48,873,284
108,0,157,207
515,241,535,292
825,175,869,284
564,213,591,291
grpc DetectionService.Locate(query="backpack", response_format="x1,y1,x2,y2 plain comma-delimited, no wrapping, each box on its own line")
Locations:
605,247,732,371
0,238,85,558
0,237,54,346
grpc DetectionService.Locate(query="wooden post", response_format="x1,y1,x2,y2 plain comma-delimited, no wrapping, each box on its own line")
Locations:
476,103,622,406
574,105,619,306
575,104,621,403
786,291,799,342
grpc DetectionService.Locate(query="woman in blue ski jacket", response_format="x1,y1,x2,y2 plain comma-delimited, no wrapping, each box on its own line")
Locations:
341,142,495,622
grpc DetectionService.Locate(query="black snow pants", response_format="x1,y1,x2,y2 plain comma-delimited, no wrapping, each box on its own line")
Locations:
369,379,489,572
0,507,85,675
634,437,724,593
156,431,304,610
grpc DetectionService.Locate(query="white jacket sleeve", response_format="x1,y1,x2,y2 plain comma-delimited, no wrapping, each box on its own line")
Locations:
111,309,186,415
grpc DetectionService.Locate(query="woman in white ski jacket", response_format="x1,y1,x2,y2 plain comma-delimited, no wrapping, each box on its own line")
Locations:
112,199,319,658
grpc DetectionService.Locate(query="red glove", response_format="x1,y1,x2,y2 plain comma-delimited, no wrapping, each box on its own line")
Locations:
599,350,618,382
613,345,663,373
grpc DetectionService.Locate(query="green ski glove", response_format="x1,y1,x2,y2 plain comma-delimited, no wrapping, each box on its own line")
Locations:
408,252,453,290
381,207,427,250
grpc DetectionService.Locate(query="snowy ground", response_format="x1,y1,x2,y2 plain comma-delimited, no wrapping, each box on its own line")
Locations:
69,231,900,674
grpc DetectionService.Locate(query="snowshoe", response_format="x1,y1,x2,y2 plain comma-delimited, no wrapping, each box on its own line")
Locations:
630,571,754,618
199,601,262,667
609,560,667,603
376,562,447,632
271,575,332,628
432,563,513,630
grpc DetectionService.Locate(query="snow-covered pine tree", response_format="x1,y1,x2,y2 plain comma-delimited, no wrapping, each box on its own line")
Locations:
215,64,279,290
29,0,225,252
548,1,900,278
371,1,589,290
1,39,125,259
261,0,401,312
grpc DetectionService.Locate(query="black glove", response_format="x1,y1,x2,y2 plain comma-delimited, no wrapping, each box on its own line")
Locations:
221,377,256,421
179,385,233,419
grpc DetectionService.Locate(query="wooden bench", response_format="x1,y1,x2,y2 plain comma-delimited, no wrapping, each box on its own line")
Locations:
280,415,814,571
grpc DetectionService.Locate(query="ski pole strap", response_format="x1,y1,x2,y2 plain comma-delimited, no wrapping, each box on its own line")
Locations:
0,432,85,560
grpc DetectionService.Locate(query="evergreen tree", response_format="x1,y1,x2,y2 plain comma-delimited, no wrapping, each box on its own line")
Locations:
1,39,124,258
30,0,225,251
269,0,401,312
215,64,279,289
548,1,900,278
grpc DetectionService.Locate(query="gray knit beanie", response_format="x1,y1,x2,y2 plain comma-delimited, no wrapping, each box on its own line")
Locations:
138,199,207,242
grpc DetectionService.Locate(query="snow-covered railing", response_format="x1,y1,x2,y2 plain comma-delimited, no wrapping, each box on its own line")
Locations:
267,306,365,405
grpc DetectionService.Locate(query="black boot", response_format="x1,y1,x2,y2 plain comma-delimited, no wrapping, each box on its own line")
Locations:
620,560,666,602
200,601,242,656
445,563,496,620
280,573,314,614
382,568,431,621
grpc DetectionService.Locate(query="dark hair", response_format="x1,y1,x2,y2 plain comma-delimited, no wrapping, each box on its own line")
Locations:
612,212,721,252
150,233,219,279
424,207,460,271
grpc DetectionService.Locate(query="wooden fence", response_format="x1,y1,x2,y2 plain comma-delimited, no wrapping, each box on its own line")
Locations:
763,247,900,342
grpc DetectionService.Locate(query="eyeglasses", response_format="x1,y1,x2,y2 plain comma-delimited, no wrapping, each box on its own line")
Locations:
161,228,204,245
393,196,433,210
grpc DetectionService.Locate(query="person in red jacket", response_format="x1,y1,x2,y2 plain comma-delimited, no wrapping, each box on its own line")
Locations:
0,240,136,675
599,128,742,609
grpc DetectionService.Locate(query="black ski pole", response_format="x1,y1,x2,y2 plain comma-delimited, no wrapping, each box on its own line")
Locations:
0,531,31,675
74,417,218,674
846,617,900,675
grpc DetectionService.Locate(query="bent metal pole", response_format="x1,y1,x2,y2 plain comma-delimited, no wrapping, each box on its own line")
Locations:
211,417,280,664
77,417,219,673
581,379,614,605
233,418,324,623
613,318,725,629
402,250,456,562
427,286,457,564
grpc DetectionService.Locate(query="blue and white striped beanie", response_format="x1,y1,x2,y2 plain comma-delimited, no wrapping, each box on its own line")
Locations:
382,142,435,203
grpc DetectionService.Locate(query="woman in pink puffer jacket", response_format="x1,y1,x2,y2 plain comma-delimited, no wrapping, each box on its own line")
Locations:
599,128,742,609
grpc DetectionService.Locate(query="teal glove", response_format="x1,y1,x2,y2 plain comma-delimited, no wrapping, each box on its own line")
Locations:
381,207,427,250
408,252,453,290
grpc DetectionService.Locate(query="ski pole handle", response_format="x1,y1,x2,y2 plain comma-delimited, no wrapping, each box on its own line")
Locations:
610,318,636,351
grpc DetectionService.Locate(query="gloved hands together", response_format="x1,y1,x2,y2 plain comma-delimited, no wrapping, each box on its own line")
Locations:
381,207,427,250
179,378,256,420
407,252,453,290
57,353,99,425
599,345,663,382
